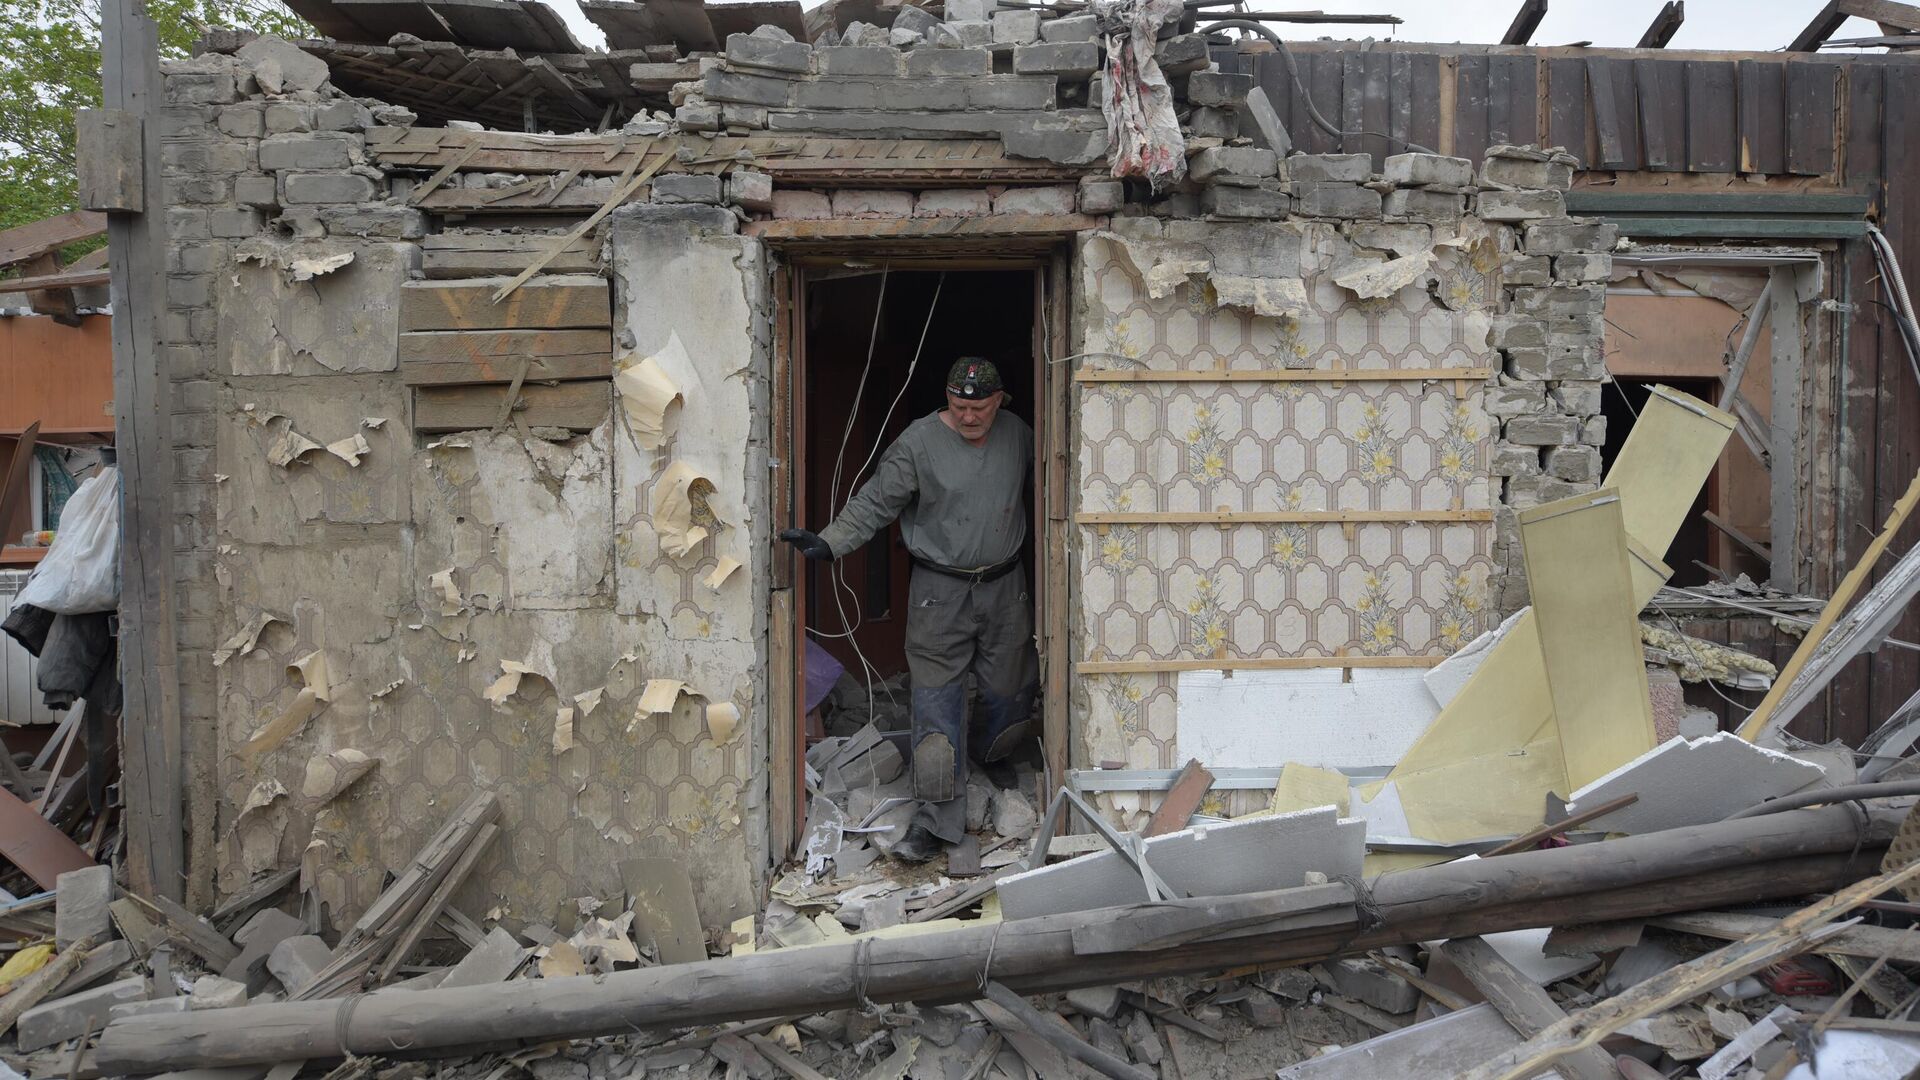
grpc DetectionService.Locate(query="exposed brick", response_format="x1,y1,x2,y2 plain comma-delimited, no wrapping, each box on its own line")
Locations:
1280,153,1371,182
725,32,813,73
1189,146,1277,181
1551,380,1603,416
651,173,724,204
1544,444,1601,482
1522,221,1617,254
1553,252,1610,282
1476,189,1565,221
818,46,903,76
1503,255,1551,285
1504,414,1579,446
1291,181,1380,218
209,208,265,237
280,172,377,204
1484,384,1546,417
1078,176,1123,214
316,100,372,131
1201,184,1290,219
263,103,315,133
216,103,266,138
258,133,356,171
1012,42,1099,78
1490,443,1541,476
1382,152,1474,187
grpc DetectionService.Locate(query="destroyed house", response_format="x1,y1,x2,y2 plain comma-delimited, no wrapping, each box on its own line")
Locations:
51,0,1920,981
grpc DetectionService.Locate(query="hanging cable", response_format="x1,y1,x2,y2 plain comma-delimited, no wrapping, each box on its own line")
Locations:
1196,20,1435,154
1866,224,1920,393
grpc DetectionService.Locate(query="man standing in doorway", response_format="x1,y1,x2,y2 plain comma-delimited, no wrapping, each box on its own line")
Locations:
779,358,1038,862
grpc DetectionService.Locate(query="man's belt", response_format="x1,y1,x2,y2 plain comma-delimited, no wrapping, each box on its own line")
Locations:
911,554,1022,584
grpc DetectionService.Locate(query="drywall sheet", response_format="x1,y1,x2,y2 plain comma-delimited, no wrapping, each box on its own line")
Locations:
1520,490,1656,790
996,806,1365,921
1566,733,1826,833
1382,390,1731,840
1176,668,1438,770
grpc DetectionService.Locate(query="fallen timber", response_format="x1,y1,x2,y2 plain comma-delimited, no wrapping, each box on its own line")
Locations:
98,803,1907,1074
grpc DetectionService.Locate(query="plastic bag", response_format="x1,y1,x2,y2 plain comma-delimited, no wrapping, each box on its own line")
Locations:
17,468,121,614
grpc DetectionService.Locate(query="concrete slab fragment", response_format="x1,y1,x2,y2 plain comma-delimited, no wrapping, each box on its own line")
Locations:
1565,733,1826,833
438,927,525,988
996,806,1364,921
265,935,334,995
1275,1003,1537,1078
54,865,114,949
17,975,148,1051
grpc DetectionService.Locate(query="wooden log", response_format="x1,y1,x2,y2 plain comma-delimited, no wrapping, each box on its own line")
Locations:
399,277,610,332
96,804,1906,1073
412,382,611,433
399,329,613,385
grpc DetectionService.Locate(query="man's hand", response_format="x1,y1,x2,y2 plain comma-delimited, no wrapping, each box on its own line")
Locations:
778,528,833,561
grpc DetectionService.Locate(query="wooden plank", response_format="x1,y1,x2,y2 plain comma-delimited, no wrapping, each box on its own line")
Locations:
419,230,600,278
1309,51,1342,157
1077,510,1493,524
1738,61,1787,174
0,212,108,269
1635,0,1684,48
1453,54,1490,160
1583,217,1867,240
1586,57,1639,171
0,422,39,550
75,109,143,212
399,277,610,331
0,268,111,293
1685,61,1737,171
412,381,610,433
1489,54,1538,147
398,329,613,384
103,0,183,904
1651,911,1920,963
1546,58,1588,165
1406,53,1443,157
1074,366,1493,383
150,895,241,970
1359,51,1391,168
1439,937,1617,1080
0,785,94,890
1143,760,1215,838
1786,61,1840,175
1502,0,1549,45
1634,59,1687,170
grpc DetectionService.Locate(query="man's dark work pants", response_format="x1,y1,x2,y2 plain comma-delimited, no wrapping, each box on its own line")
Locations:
904,565,1038,843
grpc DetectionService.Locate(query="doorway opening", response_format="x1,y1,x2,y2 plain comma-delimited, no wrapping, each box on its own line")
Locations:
779,257,1062,858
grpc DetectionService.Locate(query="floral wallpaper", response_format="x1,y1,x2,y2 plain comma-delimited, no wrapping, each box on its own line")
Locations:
1073,227,1499,777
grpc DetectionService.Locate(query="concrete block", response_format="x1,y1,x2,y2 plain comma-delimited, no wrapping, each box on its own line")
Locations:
703,70,796,108
1551,380,1603,416
217,103,266,138
1066,985,1122,1020
772,190,831,219
993,185,1076,215
675,103,722,130
996,806,1364,920
725,32,812,73
908,47,991,76
1201,184,1290,219
652,173,724,204
209,208,265,237
727,169,772,211
1292,181,1381,218
1325,957,1420,1014
1477,188,1566,221
1484,384,1546,418
721,102,769,128
1503,414,1579,446
1543,444,1601,483
1154,32,1208,74
280,172,376,204
1041,13,1098,41
1189,145,1277,181
1241,86,1289,153
915,188,992,216
993,9,1042,42
442,927,529,988
968,75,1054,109
237,35,330,94
258,133,355,171
944,0,993,21
17,977,149,1051
263,102,313,132
1503,254,1551,285
1013,42,1099,78
1078,176,1123,214
1281,152,1371,182
831,189,913,217
1188,70,1252,108
1383,186,1464,221
929,20,993,48
1581,416,1607,445
791,77,884,109
840,19,889,46
190,975,249,1010
266,935,333,995
1553,252,1610,282
1382,152,1474,188
1001,114,1110,165
233,174,278,208
1566,734,1826,834
818,46,903,76
1349,221,1431,256
316,100,371,131
54,866,113,949
1185,106,1240,140
893,4,939,37
1523,221,1618,254
1482,155,1574,191
1492,314,1547,349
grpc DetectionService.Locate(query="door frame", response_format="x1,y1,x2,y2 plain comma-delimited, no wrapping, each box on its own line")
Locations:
768,245,1074,860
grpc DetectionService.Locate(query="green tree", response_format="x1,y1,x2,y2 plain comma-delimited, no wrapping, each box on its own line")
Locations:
0,0,310,236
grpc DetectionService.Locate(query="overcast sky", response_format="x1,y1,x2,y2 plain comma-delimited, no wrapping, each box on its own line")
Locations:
543,0,1887,53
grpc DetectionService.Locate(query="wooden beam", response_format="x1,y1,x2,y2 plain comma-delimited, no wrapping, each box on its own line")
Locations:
1438,937,1618,1080
412,381,611,433
0,212,107,269
1636,0,1684,48
399,278,611,331
398,329,613,384
0,268,112,293
744,214,1104,240
1766,267,1803,589
1500,0,1548,45
102,0,184,903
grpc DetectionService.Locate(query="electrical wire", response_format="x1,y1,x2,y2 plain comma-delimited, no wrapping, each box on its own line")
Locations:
1867,224,1920,392
1196,19,1436,154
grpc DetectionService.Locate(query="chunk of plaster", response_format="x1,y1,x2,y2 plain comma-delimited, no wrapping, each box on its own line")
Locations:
289,651,332,702
703,557,741,590
707,702,740,744
554,706,575,754
1332,251,1433,299
637,679,686,716
650,461,714,559
614,355,682,451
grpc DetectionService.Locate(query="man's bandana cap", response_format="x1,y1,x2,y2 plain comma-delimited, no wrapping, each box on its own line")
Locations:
946,357,1004,400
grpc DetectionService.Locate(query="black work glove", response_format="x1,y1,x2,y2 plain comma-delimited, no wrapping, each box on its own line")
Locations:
778,528,833,561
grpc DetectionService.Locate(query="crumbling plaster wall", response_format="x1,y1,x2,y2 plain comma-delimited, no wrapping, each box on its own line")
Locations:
157,52,770,933
1066,161,1615,815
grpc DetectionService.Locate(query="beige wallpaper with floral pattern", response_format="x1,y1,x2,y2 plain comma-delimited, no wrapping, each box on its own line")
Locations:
1072,223,1501,779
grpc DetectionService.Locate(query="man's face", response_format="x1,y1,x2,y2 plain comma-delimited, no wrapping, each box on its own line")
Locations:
946,390,1005,441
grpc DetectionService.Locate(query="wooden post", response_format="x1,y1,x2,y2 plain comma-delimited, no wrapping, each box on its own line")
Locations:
102,0,185,901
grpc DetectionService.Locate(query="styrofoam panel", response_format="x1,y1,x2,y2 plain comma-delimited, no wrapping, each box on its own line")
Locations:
996,806,1365,921
1565,732,1826,834
1176,668,1438,770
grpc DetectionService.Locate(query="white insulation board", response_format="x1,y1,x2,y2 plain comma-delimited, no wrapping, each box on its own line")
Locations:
1565,732,1826,834
1176,668,1438,770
